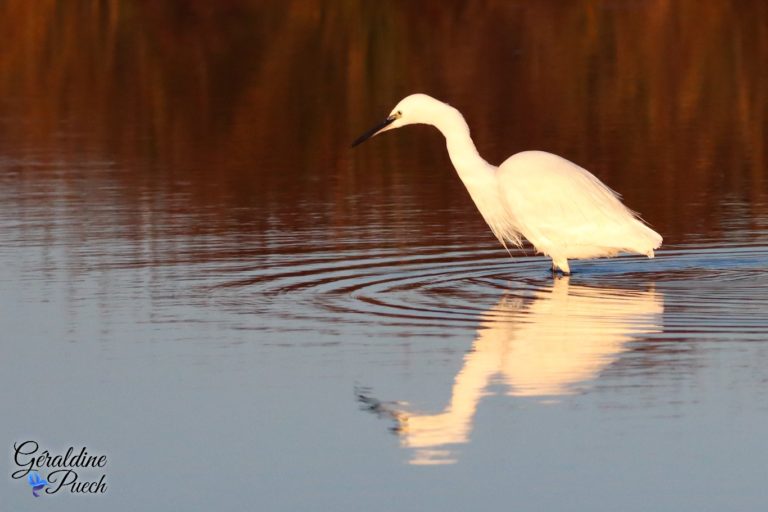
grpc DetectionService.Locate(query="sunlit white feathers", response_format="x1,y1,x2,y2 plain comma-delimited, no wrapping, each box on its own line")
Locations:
353,93,662,274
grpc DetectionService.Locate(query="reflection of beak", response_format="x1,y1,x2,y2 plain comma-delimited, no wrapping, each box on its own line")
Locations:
351,115,396,147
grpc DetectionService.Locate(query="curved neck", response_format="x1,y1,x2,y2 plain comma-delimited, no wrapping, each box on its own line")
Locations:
430,106,495,182
421,101,516,247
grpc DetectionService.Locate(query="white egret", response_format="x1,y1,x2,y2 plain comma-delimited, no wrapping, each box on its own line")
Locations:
352,94,662,274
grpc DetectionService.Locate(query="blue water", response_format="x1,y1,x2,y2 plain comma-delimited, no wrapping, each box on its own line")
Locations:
1,161,767,510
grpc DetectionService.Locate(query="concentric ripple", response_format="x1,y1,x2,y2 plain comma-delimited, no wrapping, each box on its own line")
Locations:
204,238,768,339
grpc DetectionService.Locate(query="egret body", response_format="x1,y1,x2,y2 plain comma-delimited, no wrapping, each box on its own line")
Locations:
352,94,662,274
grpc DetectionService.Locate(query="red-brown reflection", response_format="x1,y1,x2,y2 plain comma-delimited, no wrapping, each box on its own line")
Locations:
0,0,766,255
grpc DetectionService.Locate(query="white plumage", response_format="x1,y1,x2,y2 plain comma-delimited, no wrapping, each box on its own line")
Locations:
352,94,662,274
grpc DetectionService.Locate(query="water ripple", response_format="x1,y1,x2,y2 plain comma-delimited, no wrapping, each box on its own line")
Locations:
204,240,768,338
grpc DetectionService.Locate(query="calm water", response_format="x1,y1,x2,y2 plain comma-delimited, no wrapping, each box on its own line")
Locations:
2,1,768,510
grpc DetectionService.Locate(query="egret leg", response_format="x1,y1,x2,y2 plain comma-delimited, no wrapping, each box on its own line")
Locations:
551,257,571,275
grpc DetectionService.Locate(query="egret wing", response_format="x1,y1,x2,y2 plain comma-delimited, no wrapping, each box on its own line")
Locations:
497,151,659,257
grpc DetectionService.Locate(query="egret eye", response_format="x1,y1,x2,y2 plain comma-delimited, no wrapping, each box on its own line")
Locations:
396,110,402,117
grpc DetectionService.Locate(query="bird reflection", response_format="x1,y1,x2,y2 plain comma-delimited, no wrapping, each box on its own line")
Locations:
368,277,663,465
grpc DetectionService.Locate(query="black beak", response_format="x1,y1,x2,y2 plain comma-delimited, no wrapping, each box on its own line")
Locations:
351,115,396,148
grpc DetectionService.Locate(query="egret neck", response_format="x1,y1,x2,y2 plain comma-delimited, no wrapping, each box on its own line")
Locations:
429,105,519,247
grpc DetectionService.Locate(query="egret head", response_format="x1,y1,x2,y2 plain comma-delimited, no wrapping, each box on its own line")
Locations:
351,94,447,147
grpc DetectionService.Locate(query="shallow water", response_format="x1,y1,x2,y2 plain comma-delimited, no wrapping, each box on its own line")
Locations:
2,2,768,511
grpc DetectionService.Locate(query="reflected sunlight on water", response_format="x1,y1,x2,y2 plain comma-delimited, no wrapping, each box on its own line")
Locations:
375,278,663,465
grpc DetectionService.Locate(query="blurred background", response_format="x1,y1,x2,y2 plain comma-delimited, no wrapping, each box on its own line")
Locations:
1,0,766,249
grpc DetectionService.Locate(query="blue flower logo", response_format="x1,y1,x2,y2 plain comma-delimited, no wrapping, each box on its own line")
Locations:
27,471,48,497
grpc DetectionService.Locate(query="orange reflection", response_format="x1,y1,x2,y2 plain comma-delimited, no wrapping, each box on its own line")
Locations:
395,277,663,465
0,1,766,247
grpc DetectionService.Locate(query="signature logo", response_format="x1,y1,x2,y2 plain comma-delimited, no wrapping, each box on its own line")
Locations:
11,441,108,497
27,471,48,497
